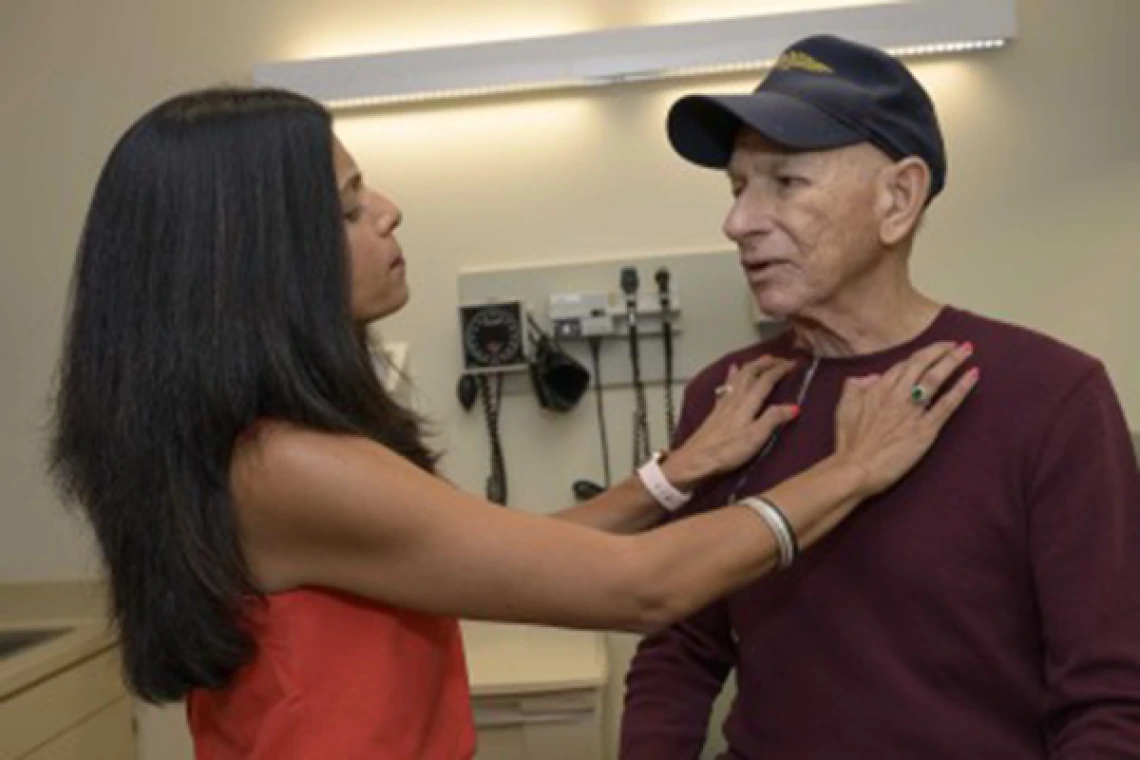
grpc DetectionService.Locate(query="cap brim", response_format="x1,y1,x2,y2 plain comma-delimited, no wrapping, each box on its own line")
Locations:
667,91,865,168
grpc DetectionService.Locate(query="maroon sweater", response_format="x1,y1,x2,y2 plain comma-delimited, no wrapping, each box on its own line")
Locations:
621,306,1140,759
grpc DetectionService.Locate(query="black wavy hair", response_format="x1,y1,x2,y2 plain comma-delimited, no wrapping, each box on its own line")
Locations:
50,87,436,702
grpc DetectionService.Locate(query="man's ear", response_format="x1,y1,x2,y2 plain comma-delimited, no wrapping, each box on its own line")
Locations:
876,157,932,246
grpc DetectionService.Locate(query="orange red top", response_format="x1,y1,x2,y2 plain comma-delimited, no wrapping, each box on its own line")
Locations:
188,587,476,759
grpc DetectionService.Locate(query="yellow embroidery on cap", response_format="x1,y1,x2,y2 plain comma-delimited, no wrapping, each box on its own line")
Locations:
775,50,834,74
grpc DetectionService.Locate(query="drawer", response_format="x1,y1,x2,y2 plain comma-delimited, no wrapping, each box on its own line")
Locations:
0,651,125,759
472,687,603,760
20,697,134,760
473,689,597,726
474,714,603,760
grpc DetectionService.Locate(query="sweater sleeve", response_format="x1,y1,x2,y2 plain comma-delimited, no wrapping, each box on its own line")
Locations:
619,371,738,759
1027,364,1140,757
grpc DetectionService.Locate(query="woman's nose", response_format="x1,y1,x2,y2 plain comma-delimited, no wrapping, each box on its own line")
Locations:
368,192,402,234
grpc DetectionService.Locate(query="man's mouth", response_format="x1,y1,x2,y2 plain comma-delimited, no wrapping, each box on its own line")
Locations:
743,259,788,276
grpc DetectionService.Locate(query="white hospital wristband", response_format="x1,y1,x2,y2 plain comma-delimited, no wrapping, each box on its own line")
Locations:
636,450,693,512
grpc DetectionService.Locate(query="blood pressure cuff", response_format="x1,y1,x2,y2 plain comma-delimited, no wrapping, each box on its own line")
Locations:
529,335,589,413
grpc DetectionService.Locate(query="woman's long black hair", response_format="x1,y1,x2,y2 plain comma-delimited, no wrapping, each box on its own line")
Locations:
49,87,437,702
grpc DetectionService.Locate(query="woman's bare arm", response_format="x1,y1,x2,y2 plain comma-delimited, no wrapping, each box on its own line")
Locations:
236,342,975,633
235,424,861,632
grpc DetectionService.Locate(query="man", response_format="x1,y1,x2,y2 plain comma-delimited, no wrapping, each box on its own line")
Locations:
620,34,1140,758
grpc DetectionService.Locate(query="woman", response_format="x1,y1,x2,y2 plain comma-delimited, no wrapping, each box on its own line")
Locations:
50,88,977,759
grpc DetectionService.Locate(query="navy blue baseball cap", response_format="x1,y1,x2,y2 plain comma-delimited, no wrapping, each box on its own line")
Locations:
667,34,947,201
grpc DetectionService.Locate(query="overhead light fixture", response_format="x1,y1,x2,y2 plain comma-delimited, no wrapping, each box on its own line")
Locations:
254,0,1016,110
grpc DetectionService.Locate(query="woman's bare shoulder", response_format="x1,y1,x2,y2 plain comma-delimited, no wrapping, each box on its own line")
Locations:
231,420,417,514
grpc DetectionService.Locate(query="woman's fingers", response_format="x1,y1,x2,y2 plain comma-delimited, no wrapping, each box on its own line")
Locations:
737,359,796,412
923,366,981,429
909,342,973,407
724,355,784,389
746,404,801,446
842,374,873,397
715,356,794,411
888,342,958,394
682,356,801,476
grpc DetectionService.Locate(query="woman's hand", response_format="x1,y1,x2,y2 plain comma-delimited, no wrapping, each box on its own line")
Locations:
663,356,801,490
834,341,978,498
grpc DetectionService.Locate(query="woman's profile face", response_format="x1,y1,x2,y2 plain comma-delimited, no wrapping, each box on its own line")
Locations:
334,138,409,323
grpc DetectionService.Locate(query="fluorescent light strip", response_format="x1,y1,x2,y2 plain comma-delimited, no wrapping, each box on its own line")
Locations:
656,59,778,81
327,37,1006,109
329,80,589,110
886,38,1007,57
656,37,1006,83
259,1,1017,110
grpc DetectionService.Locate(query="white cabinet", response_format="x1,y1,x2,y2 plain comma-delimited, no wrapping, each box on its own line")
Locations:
462,622,607,760
21,698,134,760
0,645,133,760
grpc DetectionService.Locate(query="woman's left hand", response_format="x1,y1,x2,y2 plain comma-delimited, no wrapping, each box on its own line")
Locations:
661,356,800,491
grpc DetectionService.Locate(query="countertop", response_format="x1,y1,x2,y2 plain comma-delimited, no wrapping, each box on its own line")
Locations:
0,583,609,701
461,620,608,697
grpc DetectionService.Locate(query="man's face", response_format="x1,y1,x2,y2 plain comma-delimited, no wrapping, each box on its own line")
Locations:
723,129,892,318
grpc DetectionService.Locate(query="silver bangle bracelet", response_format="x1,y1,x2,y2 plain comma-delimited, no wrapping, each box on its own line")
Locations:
742,497,799,570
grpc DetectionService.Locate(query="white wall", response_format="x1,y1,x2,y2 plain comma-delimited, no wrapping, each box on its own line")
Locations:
2,1,1138,757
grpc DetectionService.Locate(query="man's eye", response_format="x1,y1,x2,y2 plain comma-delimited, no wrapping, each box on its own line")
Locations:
343,207,362,222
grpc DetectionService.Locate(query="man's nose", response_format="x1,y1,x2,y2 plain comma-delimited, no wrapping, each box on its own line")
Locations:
723,193,776,242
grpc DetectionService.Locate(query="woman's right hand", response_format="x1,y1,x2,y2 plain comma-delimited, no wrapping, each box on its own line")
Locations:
833,341,978,498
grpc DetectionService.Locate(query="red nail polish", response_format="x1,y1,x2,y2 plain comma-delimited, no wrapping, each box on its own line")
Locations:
789,405,801,419
962,341,974,354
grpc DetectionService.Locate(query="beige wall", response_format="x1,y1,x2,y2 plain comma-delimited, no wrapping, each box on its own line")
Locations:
3,0,1138,757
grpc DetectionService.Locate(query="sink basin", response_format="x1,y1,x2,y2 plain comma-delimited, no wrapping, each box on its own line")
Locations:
0,628,71,659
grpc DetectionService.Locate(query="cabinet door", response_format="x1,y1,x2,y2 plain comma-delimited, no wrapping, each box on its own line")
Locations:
474,725,528,760
474,717,603,760
21,698,134,760
0,651,124,759
472,691,603,760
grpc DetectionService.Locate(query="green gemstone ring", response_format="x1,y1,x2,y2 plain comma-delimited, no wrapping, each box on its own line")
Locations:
910,385,931,407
